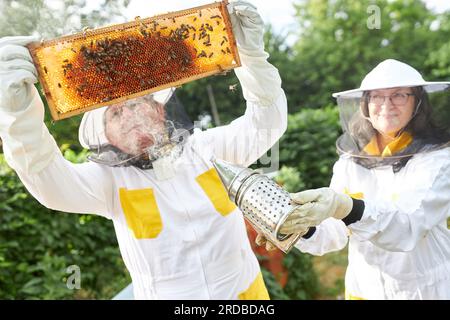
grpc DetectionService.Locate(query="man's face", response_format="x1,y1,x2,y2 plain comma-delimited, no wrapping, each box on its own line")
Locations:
104,100,166,156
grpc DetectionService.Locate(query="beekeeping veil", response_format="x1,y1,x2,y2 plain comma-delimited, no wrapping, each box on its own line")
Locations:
79,88,193,169
332,59,450,170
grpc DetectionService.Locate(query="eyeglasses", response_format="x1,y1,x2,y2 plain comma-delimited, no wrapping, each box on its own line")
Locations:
368,92,415,106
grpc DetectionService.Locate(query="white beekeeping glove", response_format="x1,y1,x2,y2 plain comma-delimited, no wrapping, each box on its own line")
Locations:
0,35,59,174
227,0,264,57
0,36,39,112
227,1,283,106
279,188,355,235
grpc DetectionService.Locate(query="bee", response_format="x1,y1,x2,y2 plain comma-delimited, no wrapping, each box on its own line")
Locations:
229,84,238,92
208,52,214,58
199,50,207,58
82,26,91,37
140,27,148,37
58,83,62,88
44,66,48,74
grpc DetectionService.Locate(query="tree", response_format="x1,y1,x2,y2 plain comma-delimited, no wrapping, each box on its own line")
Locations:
290,0,445,110
0,0,130,38
177,25,294,125
425,11,450,79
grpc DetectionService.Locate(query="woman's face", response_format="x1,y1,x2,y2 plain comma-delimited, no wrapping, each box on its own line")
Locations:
367,87,416,137
104,100,166,156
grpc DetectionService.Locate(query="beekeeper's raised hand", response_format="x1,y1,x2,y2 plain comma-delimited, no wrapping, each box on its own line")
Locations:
227,0,265,56
0,35,58,175
0,35,39,112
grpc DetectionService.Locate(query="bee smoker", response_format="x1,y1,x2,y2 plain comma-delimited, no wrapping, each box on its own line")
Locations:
211,158,303,253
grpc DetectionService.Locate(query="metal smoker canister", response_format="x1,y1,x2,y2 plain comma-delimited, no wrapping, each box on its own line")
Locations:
211,158,303,253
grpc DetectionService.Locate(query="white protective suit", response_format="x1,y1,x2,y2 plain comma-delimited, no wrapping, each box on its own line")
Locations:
0,3,287,299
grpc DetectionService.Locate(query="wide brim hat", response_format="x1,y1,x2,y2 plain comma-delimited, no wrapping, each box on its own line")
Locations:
332,59,450,98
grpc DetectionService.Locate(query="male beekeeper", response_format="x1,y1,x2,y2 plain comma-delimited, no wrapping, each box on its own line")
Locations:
0,1,287,299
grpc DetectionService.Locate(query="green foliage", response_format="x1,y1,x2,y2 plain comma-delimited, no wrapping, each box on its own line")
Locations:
275,166,305,193
177,72,246,126
260,265,290,300
177,26,292,124
260,248,320,300
0,153,130,299
425,12,450,79
290,0,447,110
279,106,341,189
282,250,320,300
0,0,130,38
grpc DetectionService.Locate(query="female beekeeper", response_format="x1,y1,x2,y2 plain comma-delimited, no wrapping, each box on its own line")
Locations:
261,59,450,299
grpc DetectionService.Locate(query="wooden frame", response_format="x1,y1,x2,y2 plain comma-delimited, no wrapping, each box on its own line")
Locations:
27,0,240,121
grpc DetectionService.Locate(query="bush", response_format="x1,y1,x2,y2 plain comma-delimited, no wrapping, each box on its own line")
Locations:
0,151,130,299
257,242,321,300
274,166,305,193
279,106,341,189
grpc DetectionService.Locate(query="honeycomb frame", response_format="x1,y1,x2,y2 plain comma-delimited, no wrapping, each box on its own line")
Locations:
27,0,240,120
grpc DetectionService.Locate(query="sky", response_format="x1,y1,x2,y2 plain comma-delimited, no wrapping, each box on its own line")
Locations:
123,0,295,37
123,0,450,37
